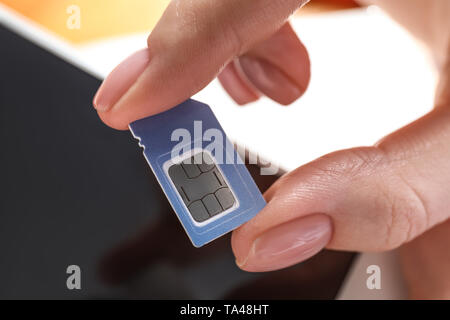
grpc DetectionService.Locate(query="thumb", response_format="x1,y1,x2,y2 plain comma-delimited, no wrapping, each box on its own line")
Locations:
232,104,450,272
93,0,309,130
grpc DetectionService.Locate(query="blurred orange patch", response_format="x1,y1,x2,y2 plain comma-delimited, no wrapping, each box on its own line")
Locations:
0,0,170,43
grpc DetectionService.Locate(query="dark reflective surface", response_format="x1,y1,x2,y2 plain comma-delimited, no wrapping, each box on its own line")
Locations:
0,23,354,299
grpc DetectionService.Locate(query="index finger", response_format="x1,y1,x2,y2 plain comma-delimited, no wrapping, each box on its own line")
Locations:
93,0,309,130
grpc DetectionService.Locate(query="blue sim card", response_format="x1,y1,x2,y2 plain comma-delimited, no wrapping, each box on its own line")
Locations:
129,99,266,247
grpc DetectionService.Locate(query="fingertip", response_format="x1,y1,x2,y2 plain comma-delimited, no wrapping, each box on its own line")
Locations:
97,110,130,131
236,22,311,106
239,56,306,106
233,214,333,272
218,62,260,105
277,86,306,106
231,228,244,265
93,48,151,114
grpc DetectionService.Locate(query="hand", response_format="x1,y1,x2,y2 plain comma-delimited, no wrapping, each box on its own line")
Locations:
93,0,450,298
93,0,311,130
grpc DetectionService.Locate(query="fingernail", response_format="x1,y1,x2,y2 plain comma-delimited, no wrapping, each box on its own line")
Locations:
239,56,304,105
93,48,151,112
218,62,259,105
238,214,332,272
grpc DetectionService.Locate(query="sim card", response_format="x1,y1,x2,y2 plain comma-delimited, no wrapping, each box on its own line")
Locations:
129,99,266,247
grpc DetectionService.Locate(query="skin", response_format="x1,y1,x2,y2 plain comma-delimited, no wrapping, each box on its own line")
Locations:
93,0,450,299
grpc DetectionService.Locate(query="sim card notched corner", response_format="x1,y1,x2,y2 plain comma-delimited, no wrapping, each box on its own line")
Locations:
129,99,266,247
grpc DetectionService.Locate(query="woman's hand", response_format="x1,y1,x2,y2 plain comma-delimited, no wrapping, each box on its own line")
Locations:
93,0,450,297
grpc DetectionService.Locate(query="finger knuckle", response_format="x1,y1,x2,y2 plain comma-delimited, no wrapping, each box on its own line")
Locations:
179,1,242,57
310,147,386,182
314,147,429,251
374,172,430,250
336,147,429,250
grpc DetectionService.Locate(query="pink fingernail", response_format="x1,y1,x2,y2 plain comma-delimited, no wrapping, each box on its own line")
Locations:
239,56,304,105
218,62,259,105
93,48,151,112
238,214,332,272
